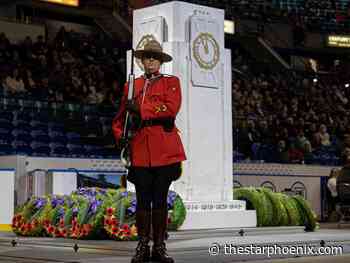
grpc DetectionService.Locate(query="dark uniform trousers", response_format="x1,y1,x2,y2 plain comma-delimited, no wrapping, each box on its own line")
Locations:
128,162,181,210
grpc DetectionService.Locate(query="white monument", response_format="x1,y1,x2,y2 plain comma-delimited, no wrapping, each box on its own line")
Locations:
0,169,15,231
130,1,256,229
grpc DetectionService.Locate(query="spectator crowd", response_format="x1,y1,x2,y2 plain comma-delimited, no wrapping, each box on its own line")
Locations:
0,27,125,108
232,47,350,165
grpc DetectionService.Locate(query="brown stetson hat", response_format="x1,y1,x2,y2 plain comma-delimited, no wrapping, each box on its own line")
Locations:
134,40,172,63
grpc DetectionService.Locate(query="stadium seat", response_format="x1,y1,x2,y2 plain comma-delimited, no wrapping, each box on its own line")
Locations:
31,128,48,136
13,119,31,127
84,145,103,158
66,132,81,144
50,144,69,157
0,111,13,122
32,111,50,122
31,142,51,157
32,134,51,144
16,112,32,122
30,120,48,130
0,120,13,131
0,134,13,146
12,127,31,136
0,144,14,155
50,133,67,144
19,99,35,112
34,101,49,112
48,122,65,133
14,133,33,144
3,98,19,111
14,144,33,155
67,144,86,157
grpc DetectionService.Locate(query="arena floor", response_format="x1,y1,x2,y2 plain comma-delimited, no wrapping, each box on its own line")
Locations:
1,224,350,262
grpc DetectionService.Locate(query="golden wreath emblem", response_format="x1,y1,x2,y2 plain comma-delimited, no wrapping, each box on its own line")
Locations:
135,34,157,70
192,32,220,70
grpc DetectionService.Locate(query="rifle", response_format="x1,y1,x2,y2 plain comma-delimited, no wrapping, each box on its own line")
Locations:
120,49,136,168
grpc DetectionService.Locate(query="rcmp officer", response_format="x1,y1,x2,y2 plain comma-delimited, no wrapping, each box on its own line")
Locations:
112,40,186,263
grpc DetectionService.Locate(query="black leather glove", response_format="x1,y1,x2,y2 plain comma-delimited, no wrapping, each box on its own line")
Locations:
117,137,128,150
126,101,140,115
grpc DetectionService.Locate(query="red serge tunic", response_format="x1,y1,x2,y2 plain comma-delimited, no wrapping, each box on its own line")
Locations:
112,73,187,167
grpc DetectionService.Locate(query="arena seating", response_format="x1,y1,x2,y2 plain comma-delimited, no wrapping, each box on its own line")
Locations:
231,44,347,165
0,29,122,159
0,97,118,158
148,0,350,32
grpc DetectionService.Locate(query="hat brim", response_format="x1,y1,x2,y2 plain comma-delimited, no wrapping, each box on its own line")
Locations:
134,50,172,62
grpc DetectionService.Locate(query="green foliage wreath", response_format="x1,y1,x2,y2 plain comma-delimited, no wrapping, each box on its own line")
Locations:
233,187,318,230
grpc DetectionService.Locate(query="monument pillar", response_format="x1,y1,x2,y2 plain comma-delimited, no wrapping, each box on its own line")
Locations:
129,1,256,229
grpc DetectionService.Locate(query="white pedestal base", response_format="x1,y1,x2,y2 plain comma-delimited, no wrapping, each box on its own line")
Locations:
178,201,257,230
179,210,257,230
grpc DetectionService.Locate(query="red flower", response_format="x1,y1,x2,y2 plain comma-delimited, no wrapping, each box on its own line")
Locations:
111,218,118,226
43,219,50,226
167,217,172,224
106,207,114,216
122,224,130,231
54,229,60,236
105,219,112,226
48,226,54,234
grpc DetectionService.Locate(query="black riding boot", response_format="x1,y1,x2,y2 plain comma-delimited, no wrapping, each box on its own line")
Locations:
151,208,174,263
131,210,151,263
